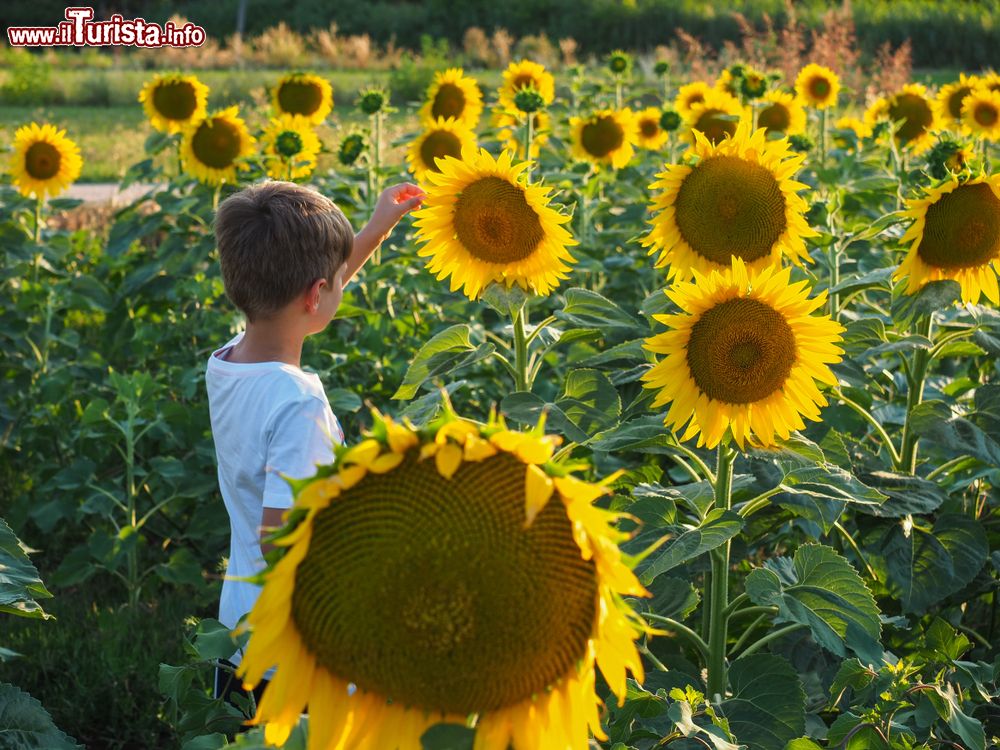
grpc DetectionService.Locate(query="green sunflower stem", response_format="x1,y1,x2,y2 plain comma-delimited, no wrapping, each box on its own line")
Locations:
523,112,535,179
615,78,623,110
33,194,43,249
898,313,934,474
819,107,828,167
828,244,841,320
371,111,384,265
512,302,530,392
706,442,735,699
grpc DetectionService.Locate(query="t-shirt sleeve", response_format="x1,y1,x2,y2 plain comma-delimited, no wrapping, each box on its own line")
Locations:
262,396,339,509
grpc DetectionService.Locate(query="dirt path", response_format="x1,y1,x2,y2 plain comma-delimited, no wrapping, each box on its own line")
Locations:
64,183,157,204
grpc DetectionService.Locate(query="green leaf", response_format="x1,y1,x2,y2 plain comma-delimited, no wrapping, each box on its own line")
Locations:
829,658,877,701
399,382,467,426
925,684,986,750
774,465,886,534
327,388,363,413
856,471,948,516
556,287,643,332
722,653,806,750
392,325,494,400
420,723,475,750
643,575,700,619
0,518,53,620
909,399,1000,466
784,740,823,750
638,509,744,585
879,513,989,612
0,682,80,749
891,280,961,328
745,544,883,664
192,618,247,661
829,266,893,296
501,368,621,443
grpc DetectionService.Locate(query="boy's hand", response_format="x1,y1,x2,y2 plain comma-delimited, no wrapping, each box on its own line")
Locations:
368,183,426,239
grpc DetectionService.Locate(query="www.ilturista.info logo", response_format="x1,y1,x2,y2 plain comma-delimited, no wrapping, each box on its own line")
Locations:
7,7,206,47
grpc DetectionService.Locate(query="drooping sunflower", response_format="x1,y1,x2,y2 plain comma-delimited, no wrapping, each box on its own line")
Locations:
9,123,83,200
683,89,748,145
893,174,1000,305
406,117,478,184
794,63,840,109
715,68,740,98
674,81,712,119
934,73,980,130
755,90,807,137
642,257,845,450
492,108,552,159
419,67,484,130
642,121,816,281
180,107,255,186
634,107,669,150
259,114,321,180
569,108,638,169
237,409,648,749
138,73,209,134
412,147,577,299
498,59,555,109
961,88,1000,141
272,72,334,125
337,131,366,166
864,84,938,155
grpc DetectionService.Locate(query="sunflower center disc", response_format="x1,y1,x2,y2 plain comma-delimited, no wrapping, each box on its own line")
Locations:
512,74,537,91
889,93,933,144
974,102,998,127
808,77,831,99
152,81,197,121
674,155,787,264
25,142,61,180
917,183,1000,269
454,176,545,263
581,116,624,158
290,451,598,714
277,80,323,116
693,109,738,145
432,83,467,120
419,130,463,174
948,87,972,120
192,119,241,169
686,297,797,404
757,103,791,133
275,130,303,157
640,119,660,138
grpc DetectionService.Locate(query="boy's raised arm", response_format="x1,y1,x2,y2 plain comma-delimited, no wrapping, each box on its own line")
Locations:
344,183,426,283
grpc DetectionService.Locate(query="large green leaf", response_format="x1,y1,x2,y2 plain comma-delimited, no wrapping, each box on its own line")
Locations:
891,280,961,328
879,513,988,612
773,465,886,534
638,509,744,585
0,518,52,620
745,544,883,665
722,654,806,750
501,368,620,443
924,684,986,750
909,399,1000,466
0,682,80,749
392,325,494,400
856,471,948,517
555,287,644,333
420,723,475,750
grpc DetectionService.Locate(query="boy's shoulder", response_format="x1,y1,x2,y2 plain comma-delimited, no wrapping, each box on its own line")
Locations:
205,333,327,406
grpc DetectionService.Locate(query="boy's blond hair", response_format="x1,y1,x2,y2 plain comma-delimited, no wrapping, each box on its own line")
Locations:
215,181,354,322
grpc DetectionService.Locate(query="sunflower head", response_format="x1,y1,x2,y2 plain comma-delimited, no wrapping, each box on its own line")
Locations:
934,74,979,128
894,174,1000,305
654,60,671,77
419,67,484,129
569,108,639,169
923,137,976,181
260,113,321,180
513,86,546,114
138,73,209,134
739,68,768,100
684,89,748,145
642,121,817,281
492,108,552,159
755,90,807,136
635,106,669,149
406,117,478,184
961,88,1000,140
413,147,577,299
715,68,741,98
237,408,648,749
660,109,683,132
608,49,633,76
674,81,712,119
337,131,366,166
642,256,845,449
357,86,388,115
865,84,938,154
180,106,256,186
272,72,334,125
499,59,556,109
9,122,83,200
794,63,840,109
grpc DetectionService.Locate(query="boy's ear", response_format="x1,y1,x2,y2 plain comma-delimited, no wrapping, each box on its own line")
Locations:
305,277,326,313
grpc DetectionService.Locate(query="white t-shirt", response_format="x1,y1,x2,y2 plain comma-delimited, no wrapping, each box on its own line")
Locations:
206,331,344,666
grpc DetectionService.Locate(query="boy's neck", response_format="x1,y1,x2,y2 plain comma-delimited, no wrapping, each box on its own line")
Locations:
228,319,305,367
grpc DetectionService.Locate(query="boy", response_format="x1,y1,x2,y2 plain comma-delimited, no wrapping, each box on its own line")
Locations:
206,179,424,710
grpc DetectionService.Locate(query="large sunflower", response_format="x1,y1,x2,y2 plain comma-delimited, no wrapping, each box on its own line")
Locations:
864,84,938,155
755,90,807,137
794,64,840,109
674,81,712,119
642,257,845,450
180,107,255,186
643,122,816,281
272,72,334,125
569,108,638,169
406,117,478,184
138,73,209,134
498,59,556,109
634,107,669,150
259,114,321,181
237,410,648,749
683,89,748,145
492,108,552,159
419,67,484,129
893,174,1000,305
961,88,1000,141
9,123,83,200
412,147,577,299
934,73,980,130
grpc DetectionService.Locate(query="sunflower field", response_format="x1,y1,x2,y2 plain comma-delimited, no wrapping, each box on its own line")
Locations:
2,45,1000,750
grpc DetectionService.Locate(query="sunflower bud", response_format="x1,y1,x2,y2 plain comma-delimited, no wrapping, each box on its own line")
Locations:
274,129,304,158
358,87,387,115
654,60,671,77
513,87,546,114
607,50,632,76
740,69,768,100
925,138,975,180
338,133,366,166
659,109,682,132
727,62,747,79
788,133,814,153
